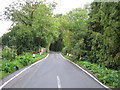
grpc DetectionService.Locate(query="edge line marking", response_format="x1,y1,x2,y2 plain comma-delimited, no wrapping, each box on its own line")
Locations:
60,53,111,90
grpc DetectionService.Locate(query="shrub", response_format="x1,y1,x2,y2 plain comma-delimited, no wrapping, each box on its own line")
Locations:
2,48,17,61
2,61,19,73
62,47,68,55
18,56,31,66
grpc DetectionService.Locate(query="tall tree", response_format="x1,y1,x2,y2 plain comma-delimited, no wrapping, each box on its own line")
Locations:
3,0,60,54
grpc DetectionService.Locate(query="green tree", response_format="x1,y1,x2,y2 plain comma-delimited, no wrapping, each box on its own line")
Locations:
3,0,60,54
87,2,120,69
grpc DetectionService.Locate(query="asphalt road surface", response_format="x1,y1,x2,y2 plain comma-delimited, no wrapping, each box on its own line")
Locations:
1,52,108,89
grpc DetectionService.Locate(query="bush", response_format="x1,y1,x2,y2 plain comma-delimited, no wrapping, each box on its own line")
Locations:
62,47,68,55
2,61,21,73
18,56,33,66
2,48,17,61
1,53,46,80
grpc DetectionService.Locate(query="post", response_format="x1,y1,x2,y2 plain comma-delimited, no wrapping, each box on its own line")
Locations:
40,50,41,55
79,52,82,60
67,53,69,56
33,51,35,58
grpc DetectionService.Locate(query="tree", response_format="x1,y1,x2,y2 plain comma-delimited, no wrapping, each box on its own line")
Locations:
86,2,120,69
65,8,88,58
3,0,60,54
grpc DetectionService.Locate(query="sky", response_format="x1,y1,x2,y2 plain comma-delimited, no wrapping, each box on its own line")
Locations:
0,0,94,37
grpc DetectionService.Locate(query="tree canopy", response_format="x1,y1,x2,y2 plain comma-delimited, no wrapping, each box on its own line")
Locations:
2,0,60,54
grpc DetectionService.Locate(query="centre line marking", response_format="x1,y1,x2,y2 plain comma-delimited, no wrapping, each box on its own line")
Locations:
57,75,61,88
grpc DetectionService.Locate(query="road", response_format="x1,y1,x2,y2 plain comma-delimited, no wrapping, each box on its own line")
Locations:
1,52,108,89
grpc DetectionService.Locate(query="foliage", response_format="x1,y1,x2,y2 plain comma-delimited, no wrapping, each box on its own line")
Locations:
1,53,46,78
2,0,60,54
61,2,120,70
60,8,88,56
86,2,120,69
2,47,17,61
63,30,73,53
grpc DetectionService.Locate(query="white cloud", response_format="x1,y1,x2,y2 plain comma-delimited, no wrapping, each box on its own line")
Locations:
53,0,94,14
0,0,19,37
0,21,12,37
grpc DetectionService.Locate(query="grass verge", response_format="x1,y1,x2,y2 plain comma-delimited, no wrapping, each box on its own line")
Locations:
0,53,47,80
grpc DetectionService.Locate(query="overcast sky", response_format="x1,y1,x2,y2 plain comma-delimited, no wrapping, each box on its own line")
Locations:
0,0,94,37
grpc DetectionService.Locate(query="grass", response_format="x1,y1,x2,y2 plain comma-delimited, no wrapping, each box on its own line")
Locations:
0,53,47,80
62,53,119,88
0,71,10,79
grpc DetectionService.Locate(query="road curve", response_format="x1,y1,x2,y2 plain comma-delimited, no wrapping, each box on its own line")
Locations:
1,52,108,89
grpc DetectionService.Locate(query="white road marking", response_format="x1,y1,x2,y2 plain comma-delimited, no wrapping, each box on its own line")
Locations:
60,53,111,90
57,75,61,88
0,54,49,89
